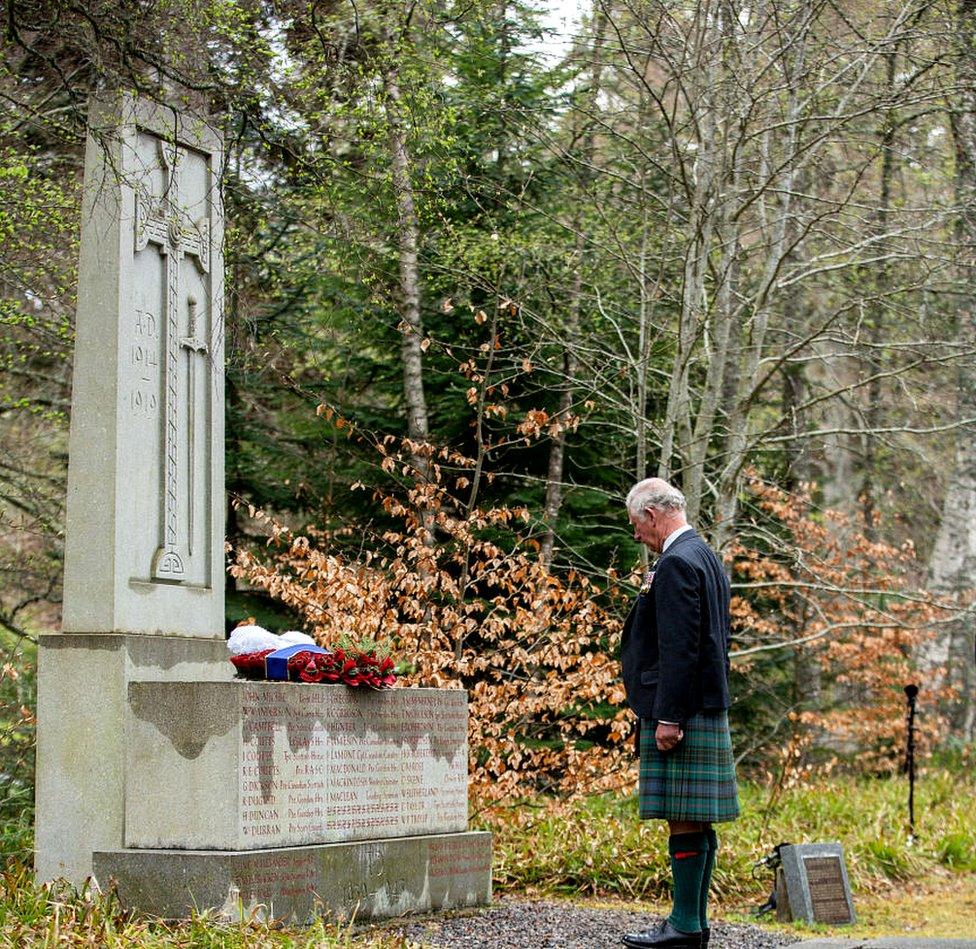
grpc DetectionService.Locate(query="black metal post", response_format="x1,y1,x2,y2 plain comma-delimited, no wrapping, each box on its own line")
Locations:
904,683,919,842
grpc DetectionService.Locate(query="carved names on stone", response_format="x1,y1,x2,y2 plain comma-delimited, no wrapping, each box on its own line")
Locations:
804,855,854,924
238,685,468,848
233,849,319,906
778,842,856,925
428,834,493,880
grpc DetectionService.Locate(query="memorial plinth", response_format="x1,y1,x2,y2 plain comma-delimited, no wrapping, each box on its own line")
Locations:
94,832,493,923
123,682,470,849
93,679,493,921
34,634,232,882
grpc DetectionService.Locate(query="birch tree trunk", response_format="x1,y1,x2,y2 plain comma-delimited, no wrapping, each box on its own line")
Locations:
922,0,976,740
657,56,718,481
540,11,606,568
683,144,740,522
385,64,431,485
540,242,581,568
713,0,809,552
860,44,899,540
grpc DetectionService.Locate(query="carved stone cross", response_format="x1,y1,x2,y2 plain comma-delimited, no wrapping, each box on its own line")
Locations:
135,139,212,582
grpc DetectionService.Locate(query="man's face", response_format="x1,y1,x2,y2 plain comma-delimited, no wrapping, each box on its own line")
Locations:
629,509,660,551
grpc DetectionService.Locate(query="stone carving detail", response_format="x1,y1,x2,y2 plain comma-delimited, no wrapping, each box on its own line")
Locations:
180,296,208,556
131,308,160,418
134,139,212,582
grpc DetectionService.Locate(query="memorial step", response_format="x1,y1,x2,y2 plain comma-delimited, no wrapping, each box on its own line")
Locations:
94,831,492,922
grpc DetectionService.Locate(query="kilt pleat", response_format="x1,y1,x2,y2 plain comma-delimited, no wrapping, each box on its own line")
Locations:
638,710,740,823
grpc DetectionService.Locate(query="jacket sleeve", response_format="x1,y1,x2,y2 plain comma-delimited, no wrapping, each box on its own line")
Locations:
651,555,701,725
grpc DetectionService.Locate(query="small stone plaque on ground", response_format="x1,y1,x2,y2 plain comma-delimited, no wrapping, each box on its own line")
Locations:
778,842,855,925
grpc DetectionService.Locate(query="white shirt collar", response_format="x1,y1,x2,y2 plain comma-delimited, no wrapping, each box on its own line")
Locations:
661,524,693,553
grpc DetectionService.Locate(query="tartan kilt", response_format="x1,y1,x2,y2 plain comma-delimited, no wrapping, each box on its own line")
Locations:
638,710,740,823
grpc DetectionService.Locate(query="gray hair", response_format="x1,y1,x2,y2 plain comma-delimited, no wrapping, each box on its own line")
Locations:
626,478,686,519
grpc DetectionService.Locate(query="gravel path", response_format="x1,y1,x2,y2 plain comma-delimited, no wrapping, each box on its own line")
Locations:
394,898,800,948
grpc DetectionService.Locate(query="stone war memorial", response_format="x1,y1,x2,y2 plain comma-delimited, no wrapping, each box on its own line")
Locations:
34,94,492,922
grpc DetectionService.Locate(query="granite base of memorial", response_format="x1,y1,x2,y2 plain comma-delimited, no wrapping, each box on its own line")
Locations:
93,680,492,922
94,832,493,922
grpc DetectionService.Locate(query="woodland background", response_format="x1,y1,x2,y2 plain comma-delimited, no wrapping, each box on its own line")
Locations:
2,0,976,809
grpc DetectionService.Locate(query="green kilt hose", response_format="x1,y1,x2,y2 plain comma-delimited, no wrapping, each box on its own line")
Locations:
639,710,740,823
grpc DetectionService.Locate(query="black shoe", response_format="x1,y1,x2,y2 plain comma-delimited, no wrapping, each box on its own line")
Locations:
702,927,710,949
622,919,702,949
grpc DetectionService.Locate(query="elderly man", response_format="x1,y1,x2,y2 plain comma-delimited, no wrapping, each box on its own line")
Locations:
619,478,739,949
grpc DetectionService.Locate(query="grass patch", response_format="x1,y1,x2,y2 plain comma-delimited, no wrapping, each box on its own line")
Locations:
476,766,976,908
0,859,411,947
722,870,976,939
